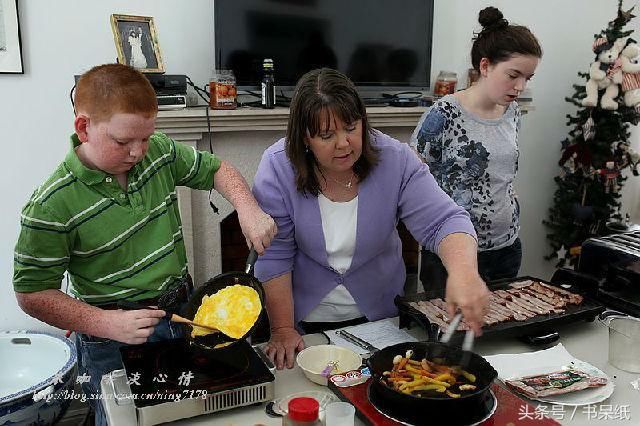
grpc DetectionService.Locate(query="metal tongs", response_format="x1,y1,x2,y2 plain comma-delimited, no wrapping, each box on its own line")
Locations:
437,312,475,367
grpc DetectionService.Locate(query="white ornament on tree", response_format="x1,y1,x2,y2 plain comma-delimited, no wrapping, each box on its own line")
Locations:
582,116,595,140
556,245,567,260
582,37,625,110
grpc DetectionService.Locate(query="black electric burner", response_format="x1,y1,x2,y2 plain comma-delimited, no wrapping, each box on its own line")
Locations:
120,338,274,408
367,382,497,426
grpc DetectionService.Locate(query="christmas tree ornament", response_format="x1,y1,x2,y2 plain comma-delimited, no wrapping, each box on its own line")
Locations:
558,143,593,175
620,39,640,109
613,142,633,169
582,37,625,110
582,116,595,140
597,161,620,193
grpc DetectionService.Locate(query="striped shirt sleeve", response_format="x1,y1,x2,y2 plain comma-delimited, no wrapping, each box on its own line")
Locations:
154,133,222,190
13,200,72,292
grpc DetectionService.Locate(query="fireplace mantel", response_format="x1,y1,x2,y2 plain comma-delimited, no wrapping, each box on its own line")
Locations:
156,105,429,141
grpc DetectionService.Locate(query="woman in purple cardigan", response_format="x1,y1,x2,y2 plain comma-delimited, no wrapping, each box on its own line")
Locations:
253,68,489,370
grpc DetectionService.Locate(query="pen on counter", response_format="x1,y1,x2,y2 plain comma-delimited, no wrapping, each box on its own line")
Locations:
336,330,379,353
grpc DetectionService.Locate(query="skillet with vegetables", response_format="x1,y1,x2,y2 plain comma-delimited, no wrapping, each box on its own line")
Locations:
381,349,478,399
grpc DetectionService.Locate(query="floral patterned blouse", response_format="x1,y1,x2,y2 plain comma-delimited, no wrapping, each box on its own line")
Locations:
410,94,521,251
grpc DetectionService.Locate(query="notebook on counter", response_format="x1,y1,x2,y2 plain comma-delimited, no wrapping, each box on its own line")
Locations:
325,318,418,355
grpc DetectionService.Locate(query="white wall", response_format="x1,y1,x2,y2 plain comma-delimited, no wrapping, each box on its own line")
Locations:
0,0,214,332
1,0,639,331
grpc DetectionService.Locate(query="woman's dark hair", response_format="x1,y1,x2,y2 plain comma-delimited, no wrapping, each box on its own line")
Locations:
286,68,379,195
471,7,542,71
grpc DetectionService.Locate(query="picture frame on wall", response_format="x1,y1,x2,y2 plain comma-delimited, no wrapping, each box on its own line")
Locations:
0,0,24,74
110,14,164,73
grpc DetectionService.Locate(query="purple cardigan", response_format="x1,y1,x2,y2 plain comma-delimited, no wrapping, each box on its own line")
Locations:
253,131,476,325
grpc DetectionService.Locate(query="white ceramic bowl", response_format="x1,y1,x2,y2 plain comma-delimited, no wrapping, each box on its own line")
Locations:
0,331,77,425
296,345,362,386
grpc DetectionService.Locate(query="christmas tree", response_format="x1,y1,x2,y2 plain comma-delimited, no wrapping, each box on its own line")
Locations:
544,0,640,267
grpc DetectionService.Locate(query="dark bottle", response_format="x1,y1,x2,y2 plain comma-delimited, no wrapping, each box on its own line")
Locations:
261,58,275,109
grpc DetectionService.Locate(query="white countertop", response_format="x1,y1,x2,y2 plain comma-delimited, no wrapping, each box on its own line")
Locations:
111,318,639,426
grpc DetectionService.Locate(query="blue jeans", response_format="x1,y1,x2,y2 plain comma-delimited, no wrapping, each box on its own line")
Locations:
420,238,523,298
76,319,185,426
477,237,522,282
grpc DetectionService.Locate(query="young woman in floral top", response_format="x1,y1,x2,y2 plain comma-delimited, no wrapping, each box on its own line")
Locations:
411,7,542,296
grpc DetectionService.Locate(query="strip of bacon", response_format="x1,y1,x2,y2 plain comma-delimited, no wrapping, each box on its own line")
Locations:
430,299,470,330
509,280,536,289
495,290,547,315
519,287,566,309
411,301,449,329
489,294,533,320
525,282,567,306
535,282,584,304
487,297,516,318
518,288,567,312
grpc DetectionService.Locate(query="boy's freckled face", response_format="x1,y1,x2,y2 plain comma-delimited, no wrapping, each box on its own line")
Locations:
82,113,156,176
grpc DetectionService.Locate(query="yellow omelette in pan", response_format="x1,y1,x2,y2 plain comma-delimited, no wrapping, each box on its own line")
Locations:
190,284,262,339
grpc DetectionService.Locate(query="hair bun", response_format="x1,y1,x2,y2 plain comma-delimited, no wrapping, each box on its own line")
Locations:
478,7,508,31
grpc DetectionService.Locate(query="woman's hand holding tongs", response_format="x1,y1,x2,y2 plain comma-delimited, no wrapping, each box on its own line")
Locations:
437,233,489,336
445,270,489,336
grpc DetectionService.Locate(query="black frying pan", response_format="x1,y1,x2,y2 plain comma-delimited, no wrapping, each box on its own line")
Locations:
367,341,497,425
180,247,266,351
119,248,265,352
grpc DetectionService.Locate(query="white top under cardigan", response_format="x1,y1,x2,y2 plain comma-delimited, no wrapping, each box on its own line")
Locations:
303,194,363,322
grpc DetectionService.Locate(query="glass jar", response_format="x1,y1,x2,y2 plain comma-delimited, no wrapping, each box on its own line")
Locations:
210,69,237,109
433,71,457,97
467,68,480,88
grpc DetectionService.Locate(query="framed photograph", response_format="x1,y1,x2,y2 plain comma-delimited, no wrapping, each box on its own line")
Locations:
110,14,164,73
0,0,24,74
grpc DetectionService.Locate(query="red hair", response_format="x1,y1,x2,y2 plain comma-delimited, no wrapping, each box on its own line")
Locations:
74,63,157,122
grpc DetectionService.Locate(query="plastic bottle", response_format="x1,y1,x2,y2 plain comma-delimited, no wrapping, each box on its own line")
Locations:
261,58,276,109
282,397,321,426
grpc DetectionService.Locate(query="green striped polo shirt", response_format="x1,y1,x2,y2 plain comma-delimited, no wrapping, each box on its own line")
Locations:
13,132,220,304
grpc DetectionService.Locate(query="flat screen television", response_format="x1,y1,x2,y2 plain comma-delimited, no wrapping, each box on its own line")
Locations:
214,0,434,93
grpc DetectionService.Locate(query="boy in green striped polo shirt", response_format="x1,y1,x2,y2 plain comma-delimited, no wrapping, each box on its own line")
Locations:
13,64,276,425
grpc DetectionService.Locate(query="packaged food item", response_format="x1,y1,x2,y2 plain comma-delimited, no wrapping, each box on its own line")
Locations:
210,69,237,109
433,71,457,97
505,368,608,398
